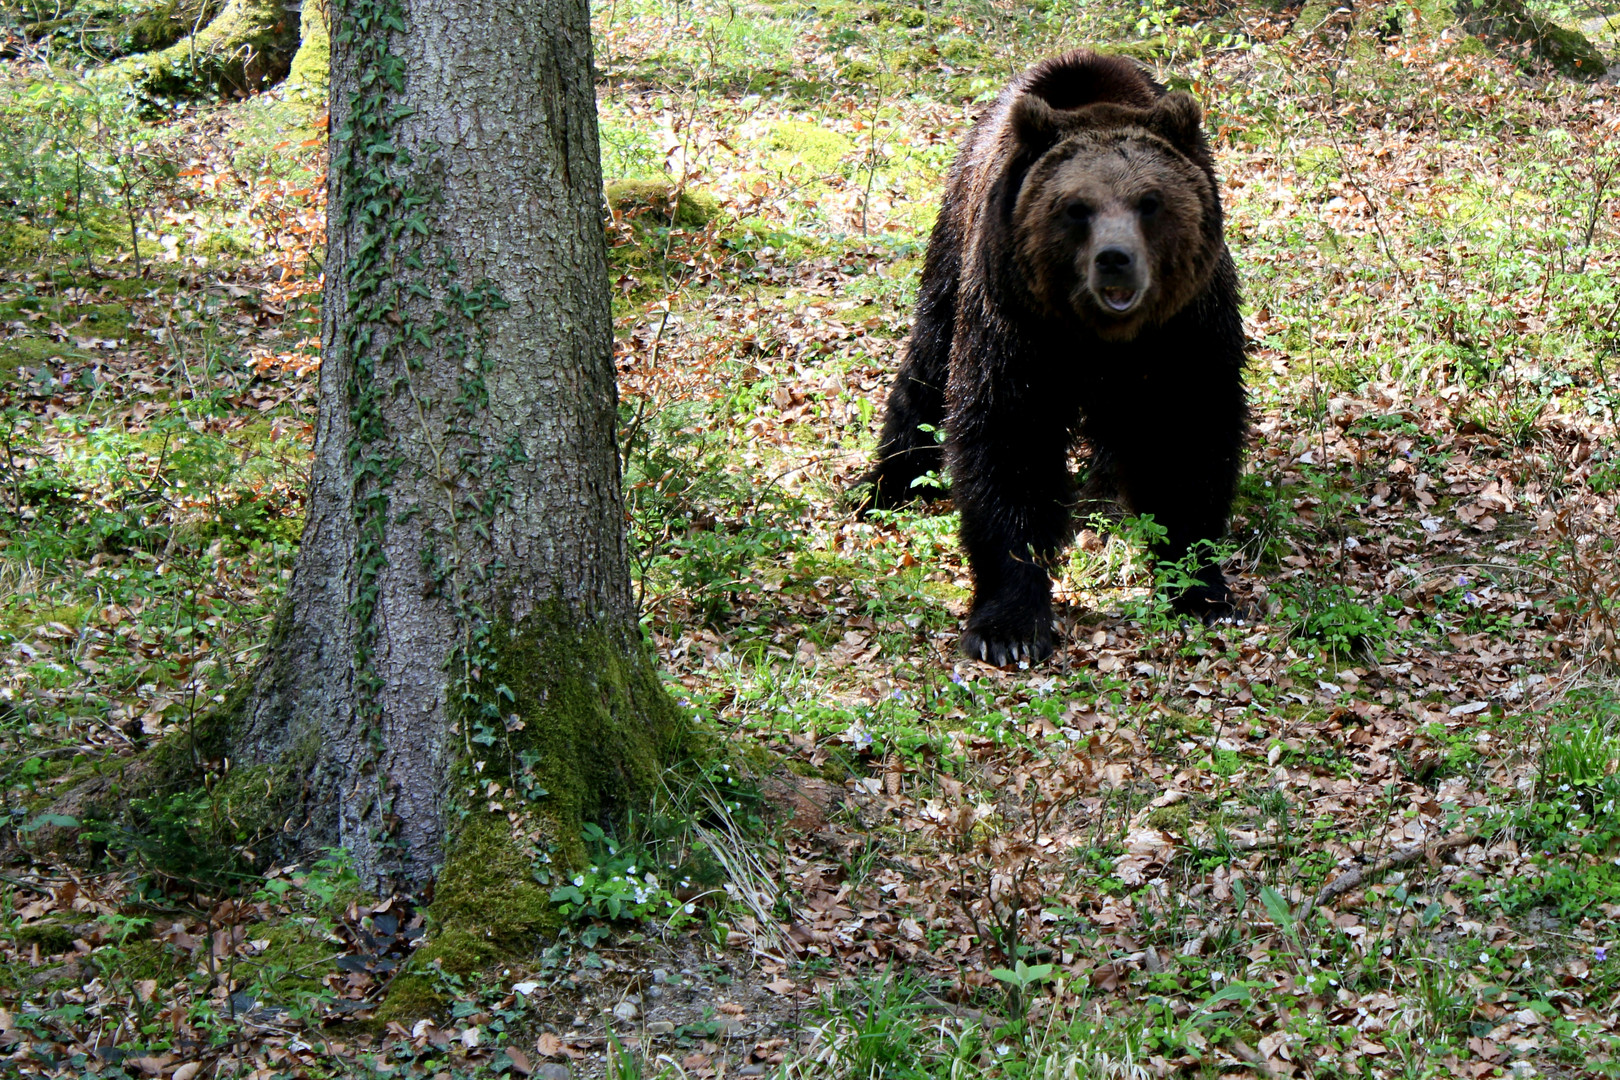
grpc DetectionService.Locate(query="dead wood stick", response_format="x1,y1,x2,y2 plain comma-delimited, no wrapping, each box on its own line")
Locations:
1224,1036,1288,1078
1312,831,1477,909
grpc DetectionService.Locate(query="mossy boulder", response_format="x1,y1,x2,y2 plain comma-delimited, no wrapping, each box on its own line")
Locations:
13,919,89,955
1455,0,1606,78
605,179,719,228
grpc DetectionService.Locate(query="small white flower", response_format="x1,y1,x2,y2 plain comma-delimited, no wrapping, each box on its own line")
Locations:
573,875,585,887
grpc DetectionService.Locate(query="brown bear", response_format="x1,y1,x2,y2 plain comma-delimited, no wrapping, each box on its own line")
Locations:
857,50,1248,666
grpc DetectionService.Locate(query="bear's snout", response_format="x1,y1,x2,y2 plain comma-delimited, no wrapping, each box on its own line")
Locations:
1084,215,1149,317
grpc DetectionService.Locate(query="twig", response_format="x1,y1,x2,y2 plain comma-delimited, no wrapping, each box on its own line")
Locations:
1225,1036,1289,1078
1312,830,1477,909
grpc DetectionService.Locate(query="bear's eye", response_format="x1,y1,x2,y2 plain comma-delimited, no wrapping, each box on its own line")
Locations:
1062,200,1092,223
1138,193,1162,217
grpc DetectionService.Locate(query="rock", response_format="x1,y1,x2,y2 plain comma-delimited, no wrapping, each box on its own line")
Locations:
612,1001,639,1023
651,968,670,984
535,1065,572,1080
646,1021,676,1035
1456,0,1606,78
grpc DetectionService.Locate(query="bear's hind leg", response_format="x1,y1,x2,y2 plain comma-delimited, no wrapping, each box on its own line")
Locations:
1112,430,1242,621
856,208,960,513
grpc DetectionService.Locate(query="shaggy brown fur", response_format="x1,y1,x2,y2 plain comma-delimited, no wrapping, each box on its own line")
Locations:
856,50,1248,666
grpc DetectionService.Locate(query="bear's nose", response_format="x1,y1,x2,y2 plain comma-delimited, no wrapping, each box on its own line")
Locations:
1095,247,1133,274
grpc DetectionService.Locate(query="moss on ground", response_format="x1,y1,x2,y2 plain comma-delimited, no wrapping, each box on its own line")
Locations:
374,972,445,1025
119,937,184,983
762,120,853,176
254,918,336,999
605,179,719,228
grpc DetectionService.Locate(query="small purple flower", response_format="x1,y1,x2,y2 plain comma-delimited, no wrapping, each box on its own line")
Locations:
951,673,967,686
1598,946,1609,963
1465,592,1479,606
1457,576,1469,587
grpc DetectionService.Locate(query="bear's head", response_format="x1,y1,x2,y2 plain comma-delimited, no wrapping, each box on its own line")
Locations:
1007,91,1222,341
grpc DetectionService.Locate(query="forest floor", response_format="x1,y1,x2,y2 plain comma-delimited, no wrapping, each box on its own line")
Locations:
4,0,1620,1078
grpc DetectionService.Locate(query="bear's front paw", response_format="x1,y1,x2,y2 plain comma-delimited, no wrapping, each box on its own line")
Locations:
961,616,1055,667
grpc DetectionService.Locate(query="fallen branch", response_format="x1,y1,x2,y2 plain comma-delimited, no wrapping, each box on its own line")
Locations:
1312,831,1478,909
1224,1037,1288,1079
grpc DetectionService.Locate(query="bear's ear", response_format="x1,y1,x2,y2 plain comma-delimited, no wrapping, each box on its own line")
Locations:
1009,93,1068,154
1147,92,1206,154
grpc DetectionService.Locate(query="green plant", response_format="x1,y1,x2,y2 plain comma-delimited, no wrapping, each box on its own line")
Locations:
1541,721,1619,793
547,822,696,928
86,786,253,895
819,972,928,1080
989,958,1056,1023
1282,581,1397,659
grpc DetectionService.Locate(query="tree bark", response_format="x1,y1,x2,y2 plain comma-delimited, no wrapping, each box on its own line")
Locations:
221,0,680,900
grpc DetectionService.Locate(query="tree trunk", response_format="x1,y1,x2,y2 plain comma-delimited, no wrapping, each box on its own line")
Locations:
219,0,681,925
106,0,299,100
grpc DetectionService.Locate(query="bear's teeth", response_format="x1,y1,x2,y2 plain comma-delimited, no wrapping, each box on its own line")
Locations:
1101,288,1138,311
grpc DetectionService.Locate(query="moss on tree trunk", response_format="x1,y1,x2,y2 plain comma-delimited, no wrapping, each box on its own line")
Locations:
105,0,300,100
284,0,329,97
375,603,681,1021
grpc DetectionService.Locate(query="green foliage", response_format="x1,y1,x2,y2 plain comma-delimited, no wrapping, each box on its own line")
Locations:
1541,721,1619,792
819,972,930,1080
0,71,183,270
623,395,799,628
1281,580,1399,659
546,821,697,928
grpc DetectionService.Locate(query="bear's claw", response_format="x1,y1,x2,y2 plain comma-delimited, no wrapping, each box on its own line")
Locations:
961,623,1055,667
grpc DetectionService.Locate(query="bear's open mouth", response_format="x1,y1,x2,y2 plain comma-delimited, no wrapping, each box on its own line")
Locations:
1098,287,1140,312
